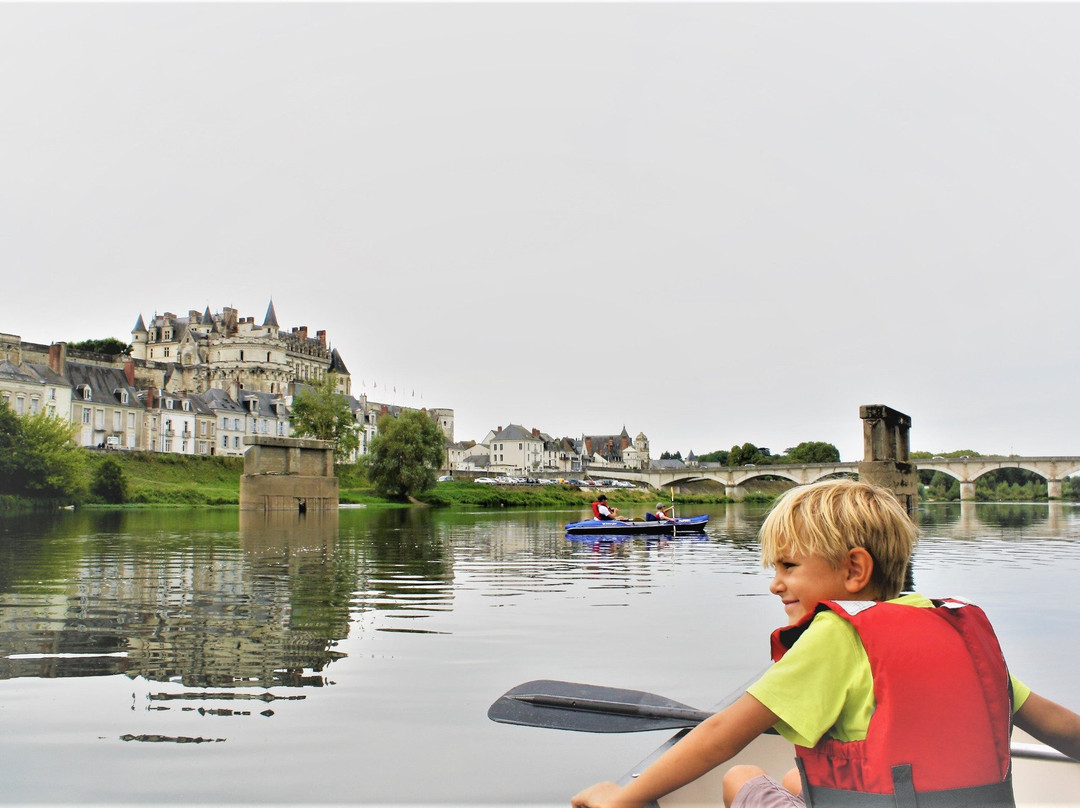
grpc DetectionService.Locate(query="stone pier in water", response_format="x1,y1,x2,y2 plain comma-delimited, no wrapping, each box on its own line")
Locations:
239,436,338,512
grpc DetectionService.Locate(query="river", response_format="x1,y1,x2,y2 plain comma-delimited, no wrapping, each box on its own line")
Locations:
0,502,1078,806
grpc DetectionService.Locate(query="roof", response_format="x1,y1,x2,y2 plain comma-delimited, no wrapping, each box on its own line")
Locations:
195,387,245,413
23,362,70,388
330,348,349,375
0,359,42,385
263,299,279,328
493,423,539,441
65,362,143,408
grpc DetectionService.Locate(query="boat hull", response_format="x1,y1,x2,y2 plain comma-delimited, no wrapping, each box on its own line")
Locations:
622,727,1080,807
564,516,709,536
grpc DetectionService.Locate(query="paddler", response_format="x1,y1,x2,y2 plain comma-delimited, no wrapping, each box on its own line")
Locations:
572,478,1080,808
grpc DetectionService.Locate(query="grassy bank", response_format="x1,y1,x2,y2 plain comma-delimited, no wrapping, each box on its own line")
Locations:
32,451,776,510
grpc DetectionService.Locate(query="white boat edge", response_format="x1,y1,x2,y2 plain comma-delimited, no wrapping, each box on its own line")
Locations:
621,723,1080,808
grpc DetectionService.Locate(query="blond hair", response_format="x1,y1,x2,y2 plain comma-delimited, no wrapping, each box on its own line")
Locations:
759,478,917,599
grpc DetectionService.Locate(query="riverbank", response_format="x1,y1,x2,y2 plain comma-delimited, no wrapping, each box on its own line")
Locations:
12,451,761,511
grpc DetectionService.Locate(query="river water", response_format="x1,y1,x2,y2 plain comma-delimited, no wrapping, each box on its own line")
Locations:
0,502,1078,806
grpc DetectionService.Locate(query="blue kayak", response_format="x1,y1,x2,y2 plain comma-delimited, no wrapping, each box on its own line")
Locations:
564,514,709,536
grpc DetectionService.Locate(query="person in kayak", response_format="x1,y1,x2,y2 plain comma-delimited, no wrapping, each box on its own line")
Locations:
571,478,1080,808
591,494,619,521
653,503,675,522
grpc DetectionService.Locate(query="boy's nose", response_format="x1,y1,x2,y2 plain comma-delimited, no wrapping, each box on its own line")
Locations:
769,575,783,594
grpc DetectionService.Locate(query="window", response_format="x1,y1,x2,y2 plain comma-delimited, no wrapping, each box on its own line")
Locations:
232,418,239,431
94,409,104,429
119,389,129,404
163,347,170,358
14,396,24,414
113,411,121,431
233,436,240,449
222,417,228,429
128,413,135,429
181,400,190,411
166,400,174,410
82,407,91,424
222,435,228,448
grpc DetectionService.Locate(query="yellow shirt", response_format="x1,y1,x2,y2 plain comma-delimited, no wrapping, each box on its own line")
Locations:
747,593,1029,748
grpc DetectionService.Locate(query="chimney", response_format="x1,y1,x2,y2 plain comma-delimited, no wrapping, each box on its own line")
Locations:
124,359,135,387
298,326,308,340
316,329,327,346
48,342,66,374
532,428,540,438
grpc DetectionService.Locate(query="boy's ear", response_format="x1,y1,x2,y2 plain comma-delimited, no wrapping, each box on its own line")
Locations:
844,548,875,594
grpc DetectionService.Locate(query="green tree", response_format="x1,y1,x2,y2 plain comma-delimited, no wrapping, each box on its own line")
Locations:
787,441,841,464
289,373,360,462
92,456,128,503
365,410,446,500
0,402,85,500
696,449,730,464
67,337,131,355
729,442,769,466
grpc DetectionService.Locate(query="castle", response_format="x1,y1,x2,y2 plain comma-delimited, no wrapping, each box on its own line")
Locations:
0,301,454,458
129,300,351,399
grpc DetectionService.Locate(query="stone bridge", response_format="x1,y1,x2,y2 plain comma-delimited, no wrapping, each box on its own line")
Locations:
592,456,1080,500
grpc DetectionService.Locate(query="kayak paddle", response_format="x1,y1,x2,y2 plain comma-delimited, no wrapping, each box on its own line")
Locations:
488,679,1077,763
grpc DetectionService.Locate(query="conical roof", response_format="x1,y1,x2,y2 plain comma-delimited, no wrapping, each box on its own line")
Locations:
263,299,279,328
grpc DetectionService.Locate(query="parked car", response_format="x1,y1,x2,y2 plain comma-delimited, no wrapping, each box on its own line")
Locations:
437,475,453,482
474,477,497,484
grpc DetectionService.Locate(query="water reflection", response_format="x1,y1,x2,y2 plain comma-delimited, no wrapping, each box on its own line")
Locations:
1,503,1079,804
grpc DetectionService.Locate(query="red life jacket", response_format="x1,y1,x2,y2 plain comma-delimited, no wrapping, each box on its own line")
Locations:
591,500,604,519
771,599,1015,808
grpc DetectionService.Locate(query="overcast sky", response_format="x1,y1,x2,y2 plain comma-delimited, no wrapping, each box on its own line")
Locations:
3,3,1079,462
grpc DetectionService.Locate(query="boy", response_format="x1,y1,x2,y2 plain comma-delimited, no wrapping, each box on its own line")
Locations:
571,479,1080,808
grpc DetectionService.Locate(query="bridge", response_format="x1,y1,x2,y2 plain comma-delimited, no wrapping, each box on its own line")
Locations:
592,456,1080,500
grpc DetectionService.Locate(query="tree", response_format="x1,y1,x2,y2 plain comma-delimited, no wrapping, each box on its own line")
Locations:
365,409,447,500
289,373,360,462
0,402,85,500
92,457,128,503
67,337,131,355
729,442,769,466
787,441,841,464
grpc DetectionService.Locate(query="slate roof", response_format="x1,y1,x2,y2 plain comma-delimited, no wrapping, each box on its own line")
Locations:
492,423,539,441
199,387,245,413
65,362,142,409
0,359,42,385
329,348,350,375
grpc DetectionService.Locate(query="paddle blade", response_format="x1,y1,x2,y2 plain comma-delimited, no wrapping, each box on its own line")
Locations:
488,680,712,733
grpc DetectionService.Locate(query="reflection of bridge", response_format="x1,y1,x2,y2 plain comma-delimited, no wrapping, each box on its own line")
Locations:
594,457,1080,500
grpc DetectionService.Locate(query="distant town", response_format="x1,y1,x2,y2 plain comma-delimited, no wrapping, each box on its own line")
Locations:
0,301,673,477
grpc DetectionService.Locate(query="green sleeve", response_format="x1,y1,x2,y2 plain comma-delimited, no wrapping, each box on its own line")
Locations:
747,612,875,748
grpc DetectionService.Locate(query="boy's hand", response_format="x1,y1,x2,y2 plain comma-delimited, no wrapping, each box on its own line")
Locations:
571,781,642,808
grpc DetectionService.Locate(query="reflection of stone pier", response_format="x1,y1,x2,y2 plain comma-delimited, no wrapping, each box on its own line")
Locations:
239,436,338,511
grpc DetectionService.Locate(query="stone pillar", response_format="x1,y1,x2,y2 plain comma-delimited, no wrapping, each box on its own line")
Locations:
857,405,917,515
726,485,746,501
1048,479,1063,500
239,436,339,511
959,481,977,501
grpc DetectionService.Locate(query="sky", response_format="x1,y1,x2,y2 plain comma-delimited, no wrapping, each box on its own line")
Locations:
3,2,1079,463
